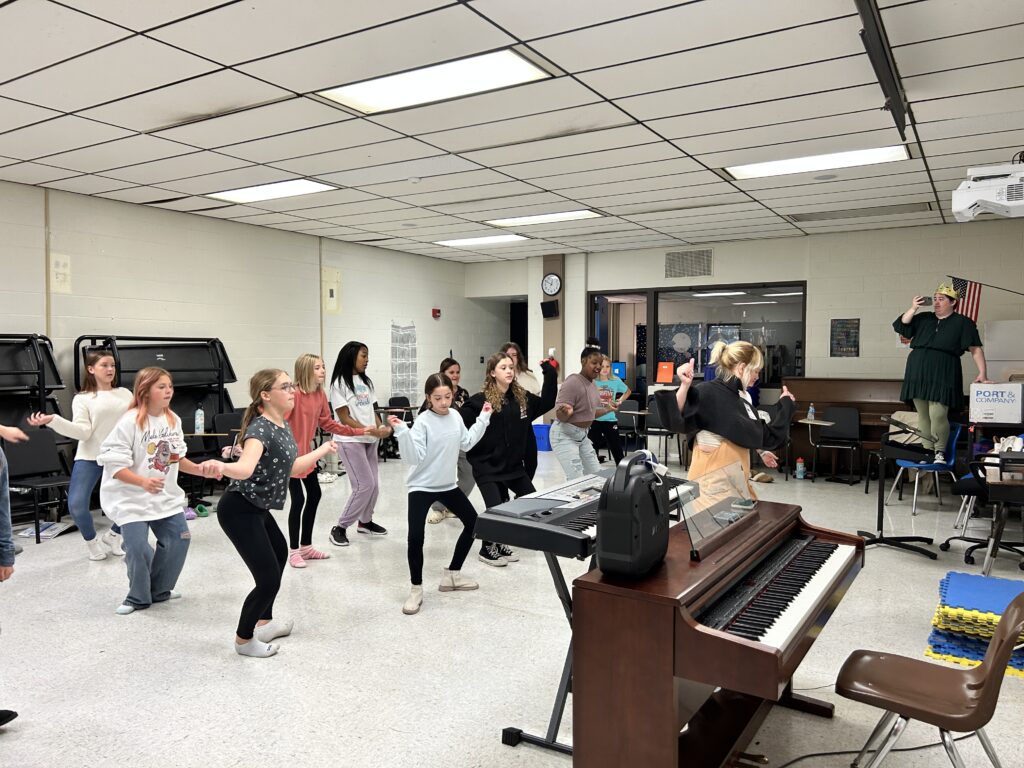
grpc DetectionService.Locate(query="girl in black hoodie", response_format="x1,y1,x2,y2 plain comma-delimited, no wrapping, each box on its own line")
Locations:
461,351,557,565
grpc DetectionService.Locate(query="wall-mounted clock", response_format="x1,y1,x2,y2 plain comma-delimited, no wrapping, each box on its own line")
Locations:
542,272,562,296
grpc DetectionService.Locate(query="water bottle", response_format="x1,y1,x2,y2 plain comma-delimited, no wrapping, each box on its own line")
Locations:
795,457,806,480
807,402,816,420
194,405,205,435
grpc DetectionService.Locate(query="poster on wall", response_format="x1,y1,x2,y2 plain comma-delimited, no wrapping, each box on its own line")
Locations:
830,318,860,357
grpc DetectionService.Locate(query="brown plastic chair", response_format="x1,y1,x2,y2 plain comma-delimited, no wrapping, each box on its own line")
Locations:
836,590,1024,768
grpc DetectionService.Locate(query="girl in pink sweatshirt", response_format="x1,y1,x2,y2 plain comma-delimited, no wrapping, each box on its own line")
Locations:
285,354,367,568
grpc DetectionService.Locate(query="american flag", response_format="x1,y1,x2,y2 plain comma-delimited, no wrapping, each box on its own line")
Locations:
951,276,982,322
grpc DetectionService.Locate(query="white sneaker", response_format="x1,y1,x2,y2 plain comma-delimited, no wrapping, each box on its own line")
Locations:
317,472,336,484
439,568,479,592
86,537,108,561
102,530,124,557
934,451,946,464
403,585,423,615
426,509,444,524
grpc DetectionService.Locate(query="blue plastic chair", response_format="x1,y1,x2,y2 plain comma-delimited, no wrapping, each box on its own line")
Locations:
885,422,962,516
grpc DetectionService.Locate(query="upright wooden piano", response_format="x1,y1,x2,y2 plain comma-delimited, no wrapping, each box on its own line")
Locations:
572,501,864,767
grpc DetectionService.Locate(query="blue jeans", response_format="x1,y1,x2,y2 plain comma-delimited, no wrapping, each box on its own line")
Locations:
550,421,602,480
120,513,191,608
0,446,14,568
67,460,120,541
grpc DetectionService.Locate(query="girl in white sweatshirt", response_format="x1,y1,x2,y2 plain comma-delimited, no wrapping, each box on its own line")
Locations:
97,367,213,615
29,351,132,560
388,373,492,616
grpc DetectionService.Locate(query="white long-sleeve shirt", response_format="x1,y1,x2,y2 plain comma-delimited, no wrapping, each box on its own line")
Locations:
392,409,490,493
47,388,133,461
97,410,188,525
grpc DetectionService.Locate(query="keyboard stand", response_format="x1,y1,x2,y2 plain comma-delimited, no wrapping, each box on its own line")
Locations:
501,551,582,756
859,436,936,559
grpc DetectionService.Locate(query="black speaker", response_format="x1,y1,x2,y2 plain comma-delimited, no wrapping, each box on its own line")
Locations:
596,453,670,579
540,299,559,318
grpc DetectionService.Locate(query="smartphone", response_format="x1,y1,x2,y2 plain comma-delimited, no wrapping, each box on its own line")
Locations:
921,296,932,306
548,347,556,357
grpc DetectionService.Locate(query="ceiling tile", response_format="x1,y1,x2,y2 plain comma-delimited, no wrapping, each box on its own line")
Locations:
101,151,251,185
394,181,542,207
751,172,932,200
56,0,234,31
43,174,131,194
156,165,298,195
219,120,402,164
229,211,308,225
531,158,708,190
0,36,219,112
461,124,658,167
152,97,351,148
881,1,1024,47
922,128,1024,158
359,169,512,197
152,0,448,65
288,198,409,220
146,197,234,212
96,185,184,203
238,5,514,93
496,141,687,180
691,127,903,169
471,0,685,40
0,0,130,83
245,188,375,212
576,181,739,209
892,25,1024,77
317,154,481,187
647,85,883,140
430,192,569,216
37,134,194,174
79,70,292,133
0,116,133,161
912,87,1024,124
422,103,633,154
0,162,76,185
602,192,750,216
531,0,855,72
271,138,442,176
904,59,1024,103
916,110,1024,142
733,159,926,191
0,97,61,134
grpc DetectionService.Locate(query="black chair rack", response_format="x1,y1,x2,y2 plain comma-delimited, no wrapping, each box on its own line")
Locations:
0,334,64,409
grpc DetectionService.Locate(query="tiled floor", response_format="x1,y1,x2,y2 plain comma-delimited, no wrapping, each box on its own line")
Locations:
1,452,1021,767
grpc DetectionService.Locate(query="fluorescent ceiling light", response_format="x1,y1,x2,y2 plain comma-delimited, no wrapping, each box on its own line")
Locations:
434,234,528,247
762,291,803,297
207,179,334,203
486,210,601,227
317,50,550,114
692,291,746,297
733,301,778,305
725,145,909,180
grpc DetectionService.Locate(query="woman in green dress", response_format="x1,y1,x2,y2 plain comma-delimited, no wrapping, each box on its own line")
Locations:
893,282,990,462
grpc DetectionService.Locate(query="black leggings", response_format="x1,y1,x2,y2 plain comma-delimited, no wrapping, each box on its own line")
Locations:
217,492,287,640
588,420,624,464
477,475,536,551
287,474,321,549
407,489,478,585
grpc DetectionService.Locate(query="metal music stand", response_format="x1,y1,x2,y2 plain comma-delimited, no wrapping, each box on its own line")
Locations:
860,416,938,559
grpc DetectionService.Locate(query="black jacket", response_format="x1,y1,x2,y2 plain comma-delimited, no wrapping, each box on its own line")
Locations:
462,362,557,483
653,378,793,451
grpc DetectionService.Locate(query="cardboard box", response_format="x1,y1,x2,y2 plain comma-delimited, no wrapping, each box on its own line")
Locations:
969,382,1023,423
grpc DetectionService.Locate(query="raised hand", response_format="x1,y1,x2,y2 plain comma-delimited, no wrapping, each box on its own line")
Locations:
141,476,165,494
911,295,926,311
0,425,29,443
676,359,695,386
481,402,493,414
27,412,54,427
387,415,403,428
781,385,796,402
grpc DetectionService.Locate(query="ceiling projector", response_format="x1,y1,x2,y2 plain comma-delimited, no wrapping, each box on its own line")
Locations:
952,163,1024,222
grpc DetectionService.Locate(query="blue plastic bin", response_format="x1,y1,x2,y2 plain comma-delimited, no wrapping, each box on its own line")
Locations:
533,423,552,451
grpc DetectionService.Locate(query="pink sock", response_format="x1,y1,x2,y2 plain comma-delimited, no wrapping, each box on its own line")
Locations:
299,545,330,560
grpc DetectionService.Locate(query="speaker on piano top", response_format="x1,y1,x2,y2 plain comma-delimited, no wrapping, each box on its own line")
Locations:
596,453,670,579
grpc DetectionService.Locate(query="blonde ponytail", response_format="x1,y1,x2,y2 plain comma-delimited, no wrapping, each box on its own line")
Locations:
710,340,763,382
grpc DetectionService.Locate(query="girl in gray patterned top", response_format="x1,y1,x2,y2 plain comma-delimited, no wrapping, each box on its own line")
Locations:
206,369,336,658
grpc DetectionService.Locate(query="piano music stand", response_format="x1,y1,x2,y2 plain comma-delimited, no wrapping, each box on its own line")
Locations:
501,551,580,756
860,416,937,559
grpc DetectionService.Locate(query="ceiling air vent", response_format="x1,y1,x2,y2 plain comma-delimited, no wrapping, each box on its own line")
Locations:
786,202,932,223
665,249,713,278
1006,183,1023,202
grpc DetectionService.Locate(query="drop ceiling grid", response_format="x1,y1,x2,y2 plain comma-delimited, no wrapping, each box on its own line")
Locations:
0,1,1019,256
